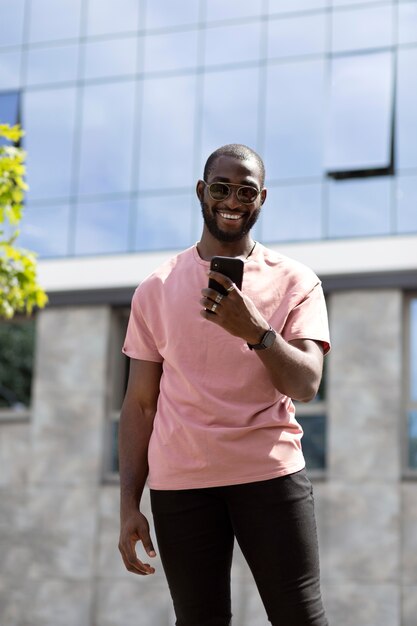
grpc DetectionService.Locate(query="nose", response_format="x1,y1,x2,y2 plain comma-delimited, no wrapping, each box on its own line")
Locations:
223,188,242,209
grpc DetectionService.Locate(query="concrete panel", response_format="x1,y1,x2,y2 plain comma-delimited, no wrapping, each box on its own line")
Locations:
401,585,417,626
327,290,402,480
0,578,92,626
95,579,174,626
30,307,111,485
0,422,31,486
401,483,417,584
26,485,97,580
322,583,399,626
314,482,400,583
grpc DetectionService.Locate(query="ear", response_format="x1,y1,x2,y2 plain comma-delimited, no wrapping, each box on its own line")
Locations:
260,188,267,206
196,180,205,202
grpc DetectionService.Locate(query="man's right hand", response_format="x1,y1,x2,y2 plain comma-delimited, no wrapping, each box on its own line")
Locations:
118,510,157,575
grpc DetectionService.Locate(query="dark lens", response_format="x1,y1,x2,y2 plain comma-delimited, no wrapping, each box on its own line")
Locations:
209,182,230,200
237,186,258,204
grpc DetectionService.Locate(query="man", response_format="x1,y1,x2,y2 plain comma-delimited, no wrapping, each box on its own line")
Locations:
118,144,330,626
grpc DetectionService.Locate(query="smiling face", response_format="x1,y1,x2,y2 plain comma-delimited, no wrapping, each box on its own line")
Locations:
197,155,266,243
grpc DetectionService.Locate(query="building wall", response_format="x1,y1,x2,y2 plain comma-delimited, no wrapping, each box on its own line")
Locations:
1,290,416,625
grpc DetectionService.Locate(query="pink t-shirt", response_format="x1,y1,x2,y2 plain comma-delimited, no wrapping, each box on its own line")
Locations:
123,243,330,490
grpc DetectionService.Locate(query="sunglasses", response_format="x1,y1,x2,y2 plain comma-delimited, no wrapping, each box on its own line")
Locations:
203,181,261,205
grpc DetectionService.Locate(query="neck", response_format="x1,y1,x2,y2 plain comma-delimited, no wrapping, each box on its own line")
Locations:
197,230,256,261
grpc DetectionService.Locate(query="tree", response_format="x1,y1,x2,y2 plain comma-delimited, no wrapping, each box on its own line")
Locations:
0,123,48,319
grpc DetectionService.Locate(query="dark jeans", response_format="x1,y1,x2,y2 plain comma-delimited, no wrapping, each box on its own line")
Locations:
150,469,328,626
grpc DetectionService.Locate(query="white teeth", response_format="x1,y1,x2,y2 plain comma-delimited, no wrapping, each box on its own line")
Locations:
219,212,242,221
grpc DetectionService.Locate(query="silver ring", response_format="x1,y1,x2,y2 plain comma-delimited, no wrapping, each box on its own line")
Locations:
211,302,218,313
226,283,235,293
215,293,223,304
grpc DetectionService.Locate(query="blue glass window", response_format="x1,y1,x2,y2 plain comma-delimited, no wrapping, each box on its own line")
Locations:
407,299,417,469
397,48,417,170
0,91,20,147
23,87,77,200
332,0,388,5
200,67,260,175
28,0,82,43
26,44,79,87
327,177,391,238
145,0,199,29
396,176,417,234
74,198,130,255
408,410,417,469
205,21,261,67
411,299,417,403
0,0,25,47
0,51,21,90
83,38,137,81
297,414,326,471
87,0,140,37
325,53,394,173
206,0,263,21
268,13,326,59
135,194,195,251
261,184,322,243
78,81,136,196
265,59,325,180
398,2,417,45
143,30,198,73
139,75,196,190
18,203,70,257
269,0,327,13
331,4,394,53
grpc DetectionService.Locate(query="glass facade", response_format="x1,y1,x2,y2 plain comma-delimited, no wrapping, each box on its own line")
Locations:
0,0,415,258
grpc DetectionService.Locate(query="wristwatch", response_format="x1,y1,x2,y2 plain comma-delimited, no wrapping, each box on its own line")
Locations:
247,326,277,350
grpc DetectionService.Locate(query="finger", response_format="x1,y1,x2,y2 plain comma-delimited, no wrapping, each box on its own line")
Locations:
120,548,154,575
201,288,225,302
200,308,221,322
141,531,157,558
208,270,239,294
119,539,155,575
200,297,222,312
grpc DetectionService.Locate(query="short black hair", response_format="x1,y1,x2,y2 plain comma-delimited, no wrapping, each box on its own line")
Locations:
203,144,265,188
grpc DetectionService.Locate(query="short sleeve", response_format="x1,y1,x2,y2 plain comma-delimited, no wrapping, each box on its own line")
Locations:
122,288,163,362
282,282,330,354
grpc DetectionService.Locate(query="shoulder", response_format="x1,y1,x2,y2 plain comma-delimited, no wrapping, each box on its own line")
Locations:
256,243,320,289
134,246,194,297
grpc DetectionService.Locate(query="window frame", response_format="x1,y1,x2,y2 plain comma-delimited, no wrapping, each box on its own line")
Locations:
402,293,417,478
294,353,328,480
102,307,130,482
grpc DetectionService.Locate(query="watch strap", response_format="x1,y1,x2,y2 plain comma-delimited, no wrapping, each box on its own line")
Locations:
247,326,276,350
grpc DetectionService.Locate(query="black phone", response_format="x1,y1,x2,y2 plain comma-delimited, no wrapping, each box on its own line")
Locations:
209,256,244,296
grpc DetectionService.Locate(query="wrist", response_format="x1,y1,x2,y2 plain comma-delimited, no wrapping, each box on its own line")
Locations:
246,321,270,346
247,325,277,351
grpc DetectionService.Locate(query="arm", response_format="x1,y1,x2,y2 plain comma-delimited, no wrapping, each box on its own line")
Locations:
118,358,163,575
200,271,324,402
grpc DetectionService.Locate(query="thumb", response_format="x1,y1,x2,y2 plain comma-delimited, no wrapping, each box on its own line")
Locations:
142,531,157,557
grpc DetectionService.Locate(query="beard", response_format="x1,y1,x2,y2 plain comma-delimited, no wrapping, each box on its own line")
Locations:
200,200,261,243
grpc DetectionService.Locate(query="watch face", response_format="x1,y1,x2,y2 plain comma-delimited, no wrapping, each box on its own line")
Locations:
263,329,276,348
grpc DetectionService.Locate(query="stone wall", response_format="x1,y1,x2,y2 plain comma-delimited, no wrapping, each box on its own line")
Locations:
1,293,416,625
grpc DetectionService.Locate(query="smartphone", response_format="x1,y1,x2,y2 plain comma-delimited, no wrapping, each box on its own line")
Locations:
209,256,244,296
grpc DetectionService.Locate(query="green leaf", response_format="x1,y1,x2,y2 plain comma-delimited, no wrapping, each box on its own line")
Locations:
0,124,47,319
